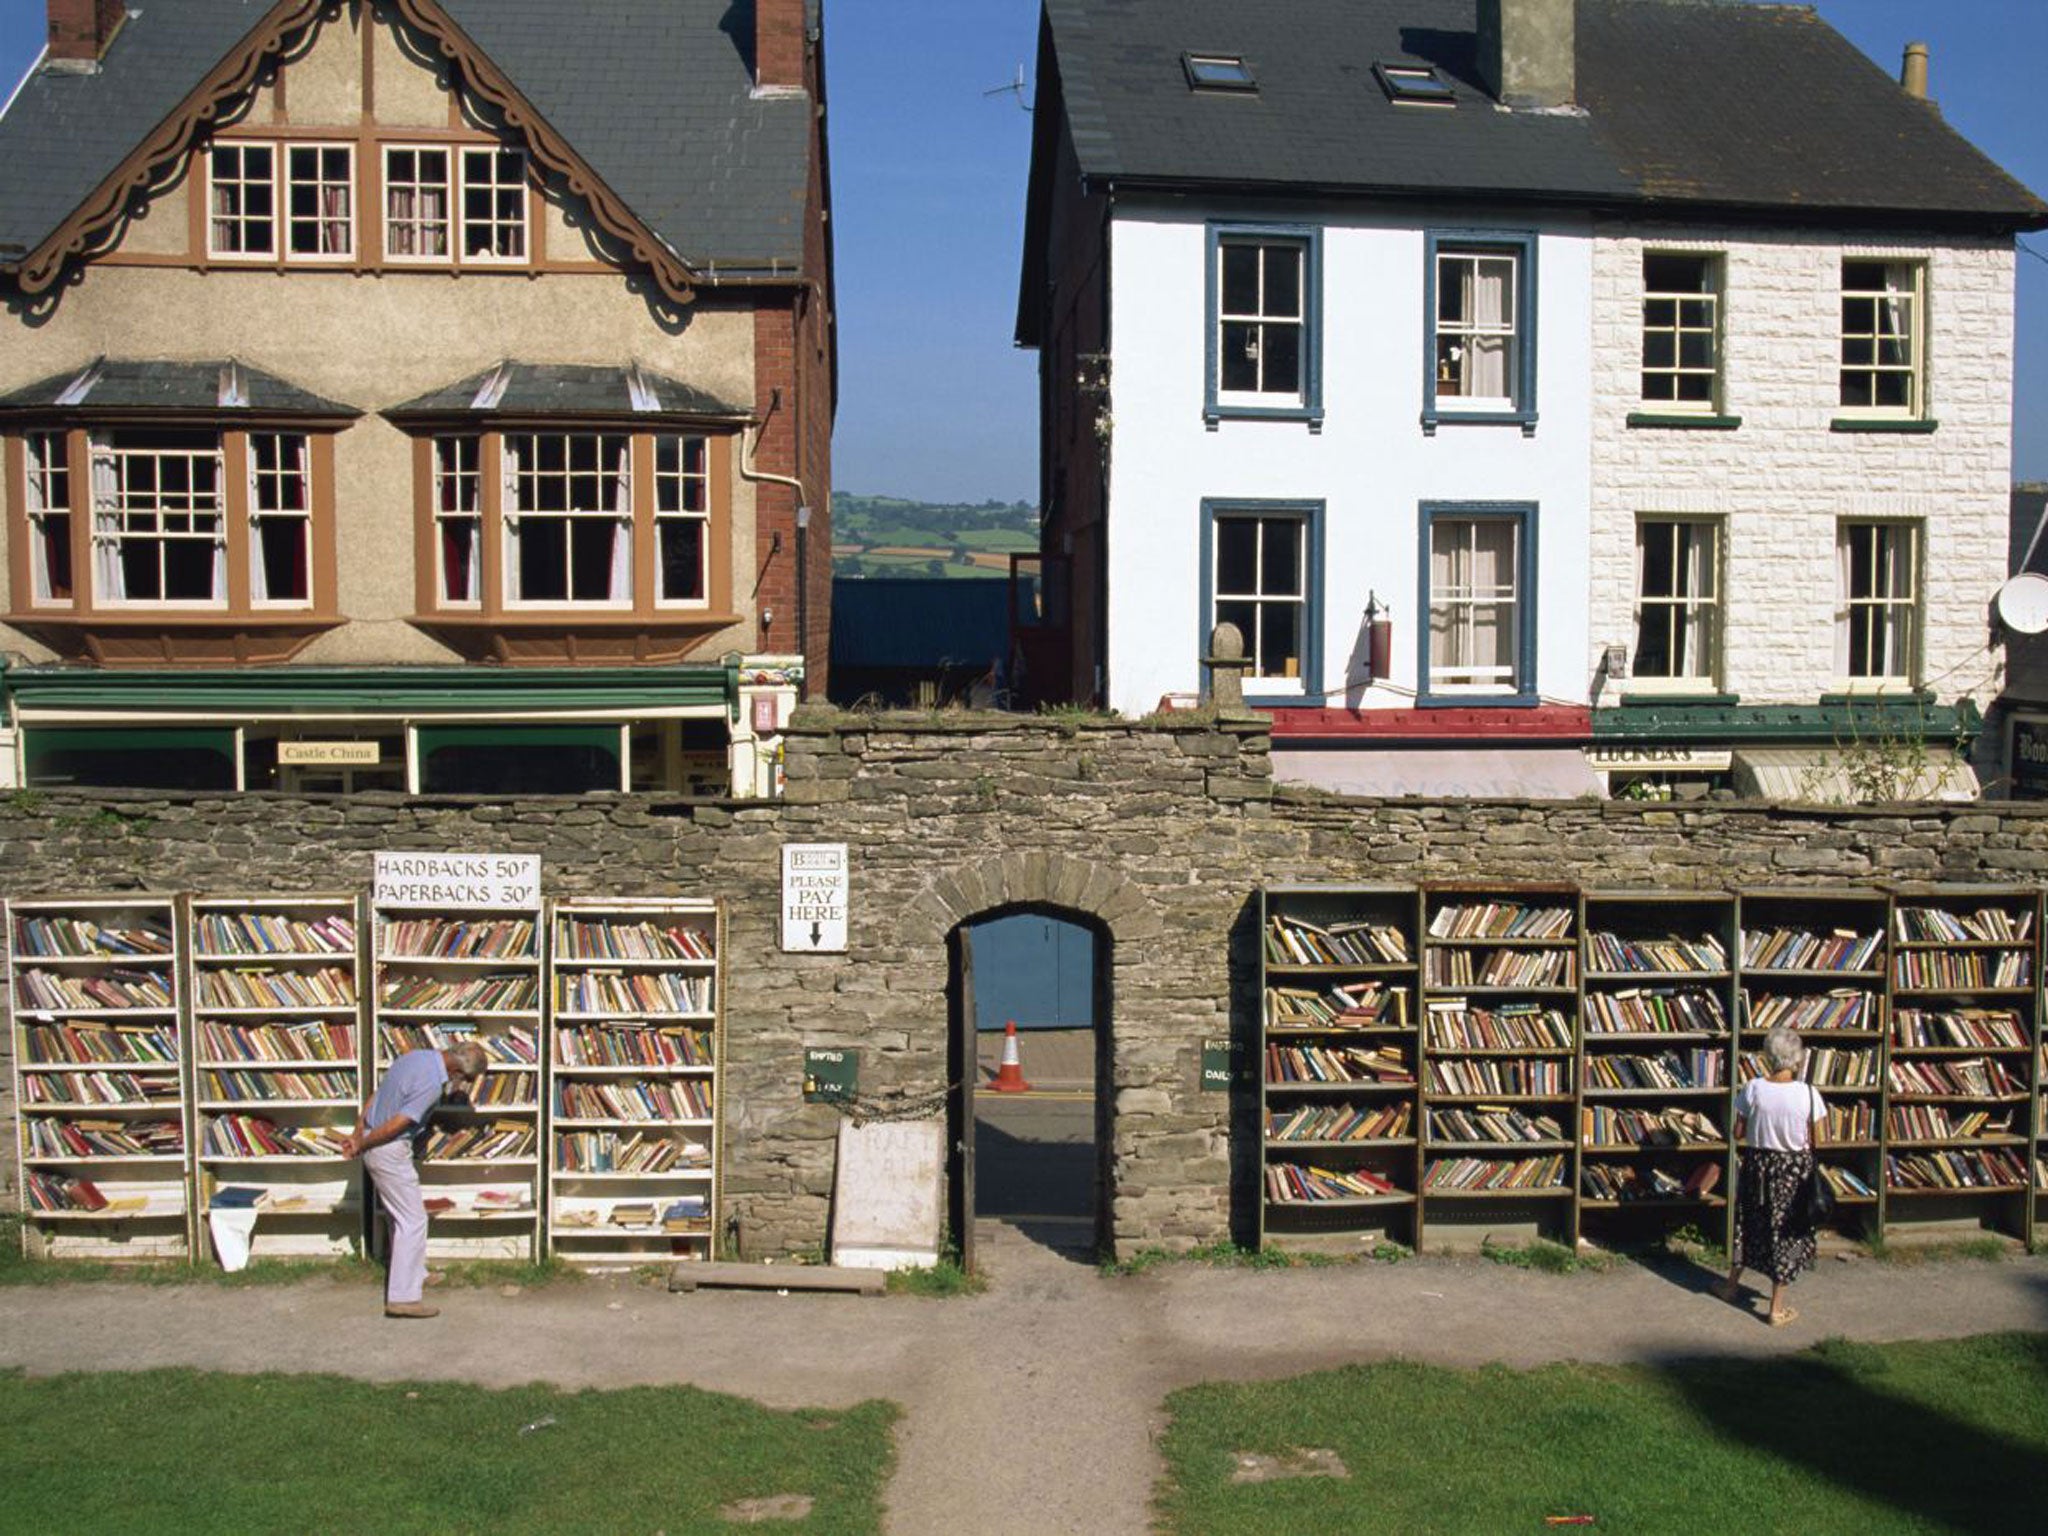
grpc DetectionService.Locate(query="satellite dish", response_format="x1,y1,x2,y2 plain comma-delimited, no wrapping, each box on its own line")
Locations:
1995,572,2048,635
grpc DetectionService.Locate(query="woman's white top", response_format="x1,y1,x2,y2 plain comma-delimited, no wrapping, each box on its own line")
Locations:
1738,1077,1826,1152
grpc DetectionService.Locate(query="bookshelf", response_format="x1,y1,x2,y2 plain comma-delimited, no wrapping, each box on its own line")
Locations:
1736,889,1889,1235
1417,884,1579,1249
8,897,191,1260
1883,887,2037,1241
1257,885,1422,1251
369,897,543,1260
547,898,722,1267
188,896,365,1258
1578,892,1738,1248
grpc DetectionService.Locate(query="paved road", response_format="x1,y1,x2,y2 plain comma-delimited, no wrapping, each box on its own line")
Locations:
3,1237,2045,1533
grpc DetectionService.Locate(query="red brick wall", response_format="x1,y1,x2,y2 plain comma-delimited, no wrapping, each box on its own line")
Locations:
756,0,805,89
47,0,125,61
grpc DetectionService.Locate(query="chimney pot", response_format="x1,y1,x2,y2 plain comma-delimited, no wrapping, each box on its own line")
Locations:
1478,0,1576,111
46,0,126,65
1901,41,1930,101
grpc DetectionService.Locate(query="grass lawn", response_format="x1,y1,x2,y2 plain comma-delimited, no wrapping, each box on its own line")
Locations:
0,1367,896,1535
1157,1333,2048,1534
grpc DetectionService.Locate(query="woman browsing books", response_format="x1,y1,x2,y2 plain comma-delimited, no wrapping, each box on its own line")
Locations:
1717,1027,1826,1327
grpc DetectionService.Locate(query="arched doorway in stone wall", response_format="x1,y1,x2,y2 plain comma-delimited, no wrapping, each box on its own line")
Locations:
946,905,1113,1270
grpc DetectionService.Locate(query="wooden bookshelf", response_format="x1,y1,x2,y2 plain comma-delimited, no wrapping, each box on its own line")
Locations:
1417,884,1579,1249
546,898,722,1267
369,898,543,1260
1882,887,2037,1241
1736,888,1889,1235
1257,885,1422,1251
1578,892,1738,1248
188,896,365,1259
8,897,191,1260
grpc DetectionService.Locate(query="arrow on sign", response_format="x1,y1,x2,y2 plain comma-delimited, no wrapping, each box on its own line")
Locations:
810,921,824,946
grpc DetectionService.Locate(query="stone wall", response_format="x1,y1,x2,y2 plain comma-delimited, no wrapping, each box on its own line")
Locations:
8,712,2048,1256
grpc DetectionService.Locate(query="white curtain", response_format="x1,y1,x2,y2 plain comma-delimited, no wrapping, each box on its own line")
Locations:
90,442,122,602
502,441,524,604
322,183,349,255
388,183,416,255
250,436,310,604
1673,526,1711,676
608,437,632,601
1465,260,1511,399
209,448,228,599
1431,521,1514,682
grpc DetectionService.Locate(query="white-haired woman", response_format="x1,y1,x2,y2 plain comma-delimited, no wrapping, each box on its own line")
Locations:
1717,1025,1826,1326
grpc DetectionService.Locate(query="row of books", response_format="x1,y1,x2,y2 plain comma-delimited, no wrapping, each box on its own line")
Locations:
1893,951,2031,990
201,1113,350,1158
1820,1164,1877,1198
1423,1002,1573,1052
1422,1155,1567,1191
199,1068,355,1102
377,917,536,960
16,968,174,1010
1425,1058,1569,1096
554,1130,710,1173
21,1021,179,1066
1744,989,1876,1033
1885,1148,2029,1190
1741,928,1881,973
1263,916,1411,967
1581,1163,1717,1202
1266,982,1408,1029
1425,947,1575,988
557,1198,710,1231
25,1117,183,1158
20,1070,179,1107
1893,906,2034,944
556,972,712,1016
459,1075,537,1108
1427,902,1574,942
1737,1048,1879,1088
1821,1103,1876,1141
1265,1043,1415,1085
1426,1106,1563,1144
552,1078,712,1121
379,974,540,1012
1584,987,1727,1036
1265,1102,1413,1143
1887,1106,2017,1142
198,1019,357,1063
1887,1057,2023,1097
555,1024,714,1069
1891,1008,2028,1050
12,915,173,958
1265,1162,1401,1202
21,1170,161,1212
554,919,713,962
419,1120,537,1162
1584,1050,1724,1092
422,1187,531,1215
196,966,356,1010
194,912,354,956
379,1024,540,1064
1585,932,1727,974
1579,1105,1722,1149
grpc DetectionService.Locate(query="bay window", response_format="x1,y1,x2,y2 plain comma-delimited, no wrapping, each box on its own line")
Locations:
23,430,72,604
93,430,225,605
504,432,632,606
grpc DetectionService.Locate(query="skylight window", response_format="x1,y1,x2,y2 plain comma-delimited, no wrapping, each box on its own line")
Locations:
1184,52,1255,92
1375,62,1456,107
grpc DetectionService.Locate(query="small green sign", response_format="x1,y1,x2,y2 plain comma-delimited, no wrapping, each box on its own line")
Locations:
1200,1038,1242,1092
804,1047,860,1103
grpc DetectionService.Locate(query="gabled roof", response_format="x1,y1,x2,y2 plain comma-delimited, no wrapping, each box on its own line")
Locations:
1030,0,2045,222
0,357,357,418
0,0,819,295
385,362,749,422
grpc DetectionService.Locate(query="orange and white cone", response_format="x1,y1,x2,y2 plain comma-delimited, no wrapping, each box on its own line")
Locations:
989,1019,1033,1093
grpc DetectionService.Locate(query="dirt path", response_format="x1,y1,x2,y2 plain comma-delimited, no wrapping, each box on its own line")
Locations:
3,1229,2045,1534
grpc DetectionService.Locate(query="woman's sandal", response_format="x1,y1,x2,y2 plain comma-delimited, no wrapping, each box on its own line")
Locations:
1768,1307,1799,1328
1713,1279,1742,1304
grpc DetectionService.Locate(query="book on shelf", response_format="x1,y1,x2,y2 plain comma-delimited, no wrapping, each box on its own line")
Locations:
1819,1103,1875,1141
1585,932,1727,973
198,1019,356,1062
377,917,536,959
1266,981,1409,1029
1740,927,1881,972
1424,1057,1568,1096
1891,1008,2027,1050
1579,1105,1722,1148
20,1070,180,1107
379,973,540,1011
555,971,712,1015
1583,987,1727,1035
555,917,714,961
1886,1105,2015,1141
662,1197,710,1233
1421,1155,1566,1191
1266,1101,1413,1143
1739,1047,1878,1088
1892,951,2031,990
418,1120,537,1162
22,1021,179,1065
200,1068,355,1103
554,1130,710,1173
552,1077,713,1121
609,1202,660,1228
422,1196,458,1215
1263,915,1411,967
23,1171,111,1212
1426,902,1573,941
202,1114,350,1158
378,1023,539,1064
1581,1163,1706,1202
1818,1164,1876,1199
195,966,356,1009
1426,1105,1563,1144
1265,1042,1415,1085
15,968,174,1010
1884,1148,2028,1190
195,911,355,956
1425,948,1575,988
1885,1056,2023,1097
208,1185,268,1210
555,1023,715,1068
1582,1050,1724,1092
1265,1162,1403,1202
1743,990,1876,1033
11,914,174,958
1423,1001,1572,1051
1892,905,2033,944
26,1116,184,1158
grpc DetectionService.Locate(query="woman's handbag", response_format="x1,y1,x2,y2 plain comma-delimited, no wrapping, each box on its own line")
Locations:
1796,1085,1836,1230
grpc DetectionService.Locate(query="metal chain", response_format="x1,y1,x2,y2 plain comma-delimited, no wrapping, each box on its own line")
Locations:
824,1080,961,1126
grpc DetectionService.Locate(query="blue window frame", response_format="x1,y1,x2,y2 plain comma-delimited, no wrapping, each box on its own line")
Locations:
1417,502,1538,707
1205,223,1323,428
1199,499,1325,704
1422,229,1538,435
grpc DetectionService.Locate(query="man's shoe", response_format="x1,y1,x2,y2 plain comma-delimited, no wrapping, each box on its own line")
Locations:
384,1301,440,1319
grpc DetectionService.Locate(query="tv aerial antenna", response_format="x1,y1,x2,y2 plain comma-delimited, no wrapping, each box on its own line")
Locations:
984,64,1031,113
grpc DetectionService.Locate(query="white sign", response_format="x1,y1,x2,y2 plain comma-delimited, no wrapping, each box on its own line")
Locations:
1585,746,1733,771
373,851,541,910
831,1120,941,1270
279,741,380,766
781,842,849,952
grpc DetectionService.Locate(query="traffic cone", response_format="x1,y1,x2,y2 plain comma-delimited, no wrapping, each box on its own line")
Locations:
988,1020,1033,1093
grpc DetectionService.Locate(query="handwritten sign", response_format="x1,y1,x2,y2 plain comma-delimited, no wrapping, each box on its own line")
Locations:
373,852,541,910
781,843,849,952
1201,1038,1244,1092
803,1047,860,1103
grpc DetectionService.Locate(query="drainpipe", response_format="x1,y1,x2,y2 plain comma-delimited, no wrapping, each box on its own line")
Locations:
739,388,809,670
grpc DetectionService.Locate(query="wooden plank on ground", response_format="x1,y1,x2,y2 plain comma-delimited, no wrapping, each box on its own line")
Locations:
668,1261,886,1295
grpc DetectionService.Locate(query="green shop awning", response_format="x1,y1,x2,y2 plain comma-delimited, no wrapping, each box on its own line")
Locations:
25,726,237,790
415,724,624,796
2,663,740,720
1592,698,1981,746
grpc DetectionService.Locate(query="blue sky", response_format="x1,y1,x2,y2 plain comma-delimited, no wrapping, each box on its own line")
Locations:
1,1,2042,504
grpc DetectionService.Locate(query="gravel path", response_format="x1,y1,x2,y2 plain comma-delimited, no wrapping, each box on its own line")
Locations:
3,1228,2045,1533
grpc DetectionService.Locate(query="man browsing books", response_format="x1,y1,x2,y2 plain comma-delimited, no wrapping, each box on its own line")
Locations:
343,1041,488,1319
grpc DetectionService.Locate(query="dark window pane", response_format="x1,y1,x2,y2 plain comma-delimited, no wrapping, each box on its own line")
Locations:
1676,373,1714,403
1263,324,1301,393
660,521,706,601
1215,599,1256,649
1843,260,1888,290
1874,371,1910,408
1263,247,1300,318
1221,245,1258,314
121,541,161,600
1634,606,1672,677
1640,525,1677,598
569,519,617,601
1216,518,1258,592
258,519,308,600
1643,332,1677,370
1679,331,1713,369
41,512,73,599
1261,520,1301,596
164,539,215,601
1641,372,1675,402
519,519,567,601
1644,254,1709,293
1260,602,1300,677
1219,323,1259,392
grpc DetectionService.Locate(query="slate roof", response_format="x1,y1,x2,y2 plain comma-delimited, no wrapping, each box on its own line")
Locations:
0,0,815,276
1035,0,2046,222
384,362,749,420
0,357,356,417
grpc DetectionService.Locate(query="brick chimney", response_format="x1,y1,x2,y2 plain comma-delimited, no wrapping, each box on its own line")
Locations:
1477,0,1575,111
47,0,126,64
755,0,806,93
